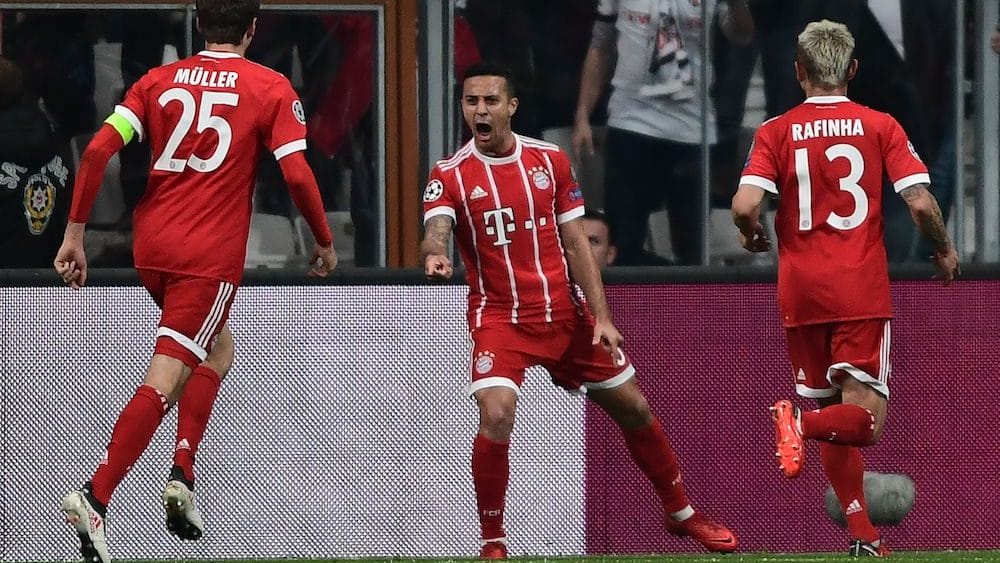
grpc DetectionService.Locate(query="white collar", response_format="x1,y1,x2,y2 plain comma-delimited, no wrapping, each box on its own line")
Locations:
471,134,522,165
198,50,242,59
804,95,850,104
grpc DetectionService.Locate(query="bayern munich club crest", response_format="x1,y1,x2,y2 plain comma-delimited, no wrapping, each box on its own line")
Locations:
475,351,495,374
529,166,550,190
423,179,444,202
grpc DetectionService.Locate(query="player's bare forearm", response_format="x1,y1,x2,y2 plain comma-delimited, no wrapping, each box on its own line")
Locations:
563,222,612,320
731,185,764,236
901,184,952,253
64,222,85,240
575,47,610,126
420,215,453,262
732,210,759,237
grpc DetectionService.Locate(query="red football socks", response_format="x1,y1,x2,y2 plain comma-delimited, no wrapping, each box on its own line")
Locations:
90,385,168,506
173,365,223,485
801,404,876,446
820,442,879,543
623,419,692,516
472,434,509,540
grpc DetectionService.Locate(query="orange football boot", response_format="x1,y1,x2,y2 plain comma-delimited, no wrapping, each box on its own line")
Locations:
770,399,805,478
479,540,508,559
665,513,738,553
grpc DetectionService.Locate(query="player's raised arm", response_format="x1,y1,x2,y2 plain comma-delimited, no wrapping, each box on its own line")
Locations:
54,116,132,289
421,215,454,280
899,183,959,285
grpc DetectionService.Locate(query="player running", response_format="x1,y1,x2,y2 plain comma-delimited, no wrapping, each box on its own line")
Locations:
732,19,959,558
54,2,336,561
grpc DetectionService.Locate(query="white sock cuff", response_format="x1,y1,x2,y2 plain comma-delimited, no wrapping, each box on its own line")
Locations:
670,505,695,522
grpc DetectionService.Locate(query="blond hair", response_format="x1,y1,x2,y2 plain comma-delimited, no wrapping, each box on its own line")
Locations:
797,20,855,89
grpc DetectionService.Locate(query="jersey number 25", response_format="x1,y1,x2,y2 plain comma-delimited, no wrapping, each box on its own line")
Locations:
794,143,867,232
154,87,238,174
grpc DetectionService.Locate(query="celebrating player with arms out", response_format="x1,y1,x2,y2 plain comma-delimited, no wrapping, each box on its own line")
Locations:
54,1,337,561
732,20,959,558
422,61,736,559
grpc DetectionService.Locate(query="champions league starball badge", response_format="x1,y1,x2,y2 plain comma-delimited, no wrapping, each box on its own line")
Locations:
423,179,444,202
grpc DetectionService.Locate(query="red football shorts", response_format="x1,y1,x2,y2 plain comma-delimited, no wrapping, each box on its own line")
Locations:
785,319,891,400
138,269,237,369
467,316,634,396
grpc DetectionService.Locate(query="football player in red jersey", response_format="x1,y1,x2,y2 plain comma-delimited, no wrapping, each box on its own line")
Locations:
732,20,959,558
422,61,737,559
53,2,337,561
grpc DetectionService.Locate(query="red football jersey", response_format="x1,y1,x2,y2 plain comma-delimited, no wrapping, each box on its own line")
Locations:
423,135,587,328
740,96,929,327
115,50,308,284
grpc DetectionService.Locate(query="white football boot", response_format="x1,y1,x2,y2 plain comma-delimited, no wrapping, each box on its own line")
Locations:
61,488,111,563
162,480,206,540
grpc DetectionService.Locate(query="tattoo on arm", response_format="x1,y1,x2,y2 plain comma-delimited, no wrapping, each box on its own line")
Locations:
420,215,453,261
900,184,951,253
898,185,925,202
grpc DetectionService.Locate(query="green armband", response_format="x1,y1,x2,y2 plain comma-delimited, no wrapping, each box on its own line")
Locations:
104,113,136,144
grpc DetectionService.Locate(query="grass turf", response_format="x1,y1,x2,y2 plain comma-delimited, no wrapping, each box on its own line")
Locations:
44,553,998,563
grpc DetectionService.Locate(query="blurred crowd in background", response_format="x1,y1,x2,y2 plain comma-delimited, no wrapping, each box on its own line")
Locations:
0,1,996,270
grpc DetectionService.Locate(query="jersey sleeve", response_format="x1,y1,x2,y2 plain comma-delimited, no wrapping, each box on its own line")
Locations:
551,149,585,224
739,122,780,195
262,78,309,161
422,165,457,224
114,72,151,142
883,116,930,193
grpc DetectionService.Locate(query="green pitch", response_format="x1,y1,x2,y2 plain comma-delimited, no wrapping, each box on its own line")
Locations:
41,554,999,563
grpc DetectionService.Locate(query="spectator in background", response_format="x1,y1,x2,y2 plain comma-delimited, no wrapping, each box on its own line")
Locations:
798,0,956,262
710,0,802,208
574,0,754,266
248,14,379,266
583,208,618,266
0,56,73,268
1,13,96,140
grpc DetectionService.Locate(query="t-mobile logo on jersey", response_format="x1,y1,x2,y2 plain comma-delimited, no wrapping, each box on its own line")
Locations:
483,207,516,246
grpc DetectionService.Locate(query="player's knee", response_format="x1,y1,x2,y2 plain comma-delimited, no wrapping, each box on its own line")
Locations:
869,426,883,445
869,414,887,445
477,399,516,439
204,329,235,378
613,393,653,429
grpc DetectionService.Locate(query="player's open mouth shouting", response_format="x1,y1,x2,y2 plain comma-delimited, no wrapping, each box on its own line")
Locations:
474,121,493,144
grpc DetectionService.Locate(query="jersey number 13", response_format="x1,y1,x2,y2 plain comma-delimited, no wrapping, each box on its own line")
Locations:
794,143,868,231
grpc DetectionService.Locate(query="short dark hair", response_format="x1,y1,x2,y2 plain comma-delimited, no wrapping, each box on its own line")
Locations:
196,0,260,45
583,207,614,244
462,61,517,98
0,57,24,109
